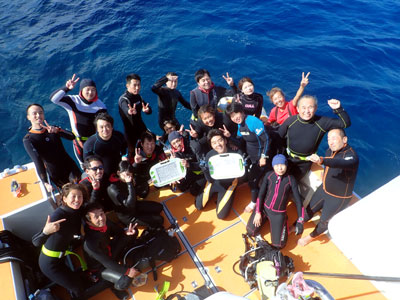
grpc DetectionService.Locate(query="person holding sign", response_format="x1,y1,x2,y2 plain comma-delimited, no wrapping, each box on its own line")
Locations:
168,130,205,195
195,129,244,219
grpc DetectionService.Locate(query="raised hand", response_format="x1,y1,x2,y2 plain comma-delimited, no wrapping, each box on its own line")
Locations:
134,147,143,164
142,102,150,113
185,124,198,138
125,223,138,236
178,124,184,135
88,173,100,190
222,72,234,86
327,98,341,110
43,215,66,235
128,103,137,115
219,124,231,138
65,74,80,90
41,120,59,133
300,72,310,87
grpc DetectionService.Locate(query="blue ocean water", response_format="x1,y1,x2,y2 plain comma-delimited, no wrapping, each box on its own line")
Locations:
1,0,399,197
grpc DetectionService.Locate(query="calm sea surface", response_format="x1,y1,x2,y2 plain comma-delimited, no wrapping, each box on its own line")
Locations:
1,0,399,197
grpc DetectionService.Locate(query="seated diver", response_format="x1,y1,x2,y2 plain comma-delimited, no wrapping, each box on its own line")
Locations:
195,129,244,219
32,183,90,299
83,202,140,300
168,130,205,196
107,161,164,228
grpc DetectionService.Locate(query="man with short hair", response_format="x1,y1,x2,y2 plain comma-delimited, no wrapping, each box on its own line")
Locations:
278,96,351,181
133,131,167,199
50,74,107,164
151,72,191,130
83,202,139,300
83,113,127,179
190,69,237,119
195,129,242,219
118,74,152,154
80,155,113,210
297,128,359,246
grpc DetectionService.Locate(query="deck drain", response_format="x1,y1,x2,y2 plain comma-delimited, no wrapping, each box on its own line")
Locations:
215,266,221,273
191,281,198,288
183,216,187,222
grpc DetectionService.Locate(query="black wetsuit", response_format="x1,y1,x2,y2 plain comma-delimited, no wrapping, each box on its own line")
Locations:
118,91,152,151
151,76,191,129
278,107,351,180
84,220,137,291
83,131,127,180
305,144,359,237
170,133,205,195
23,128,81,188
132,145,167,199
247,171,303,248
190,84,237,118
80,176,112,211
107,179,163,227
238,92,264,118
32,206,85,298
195,148,242,219
50,87,107,163
190,112,235,159
236,115,270,203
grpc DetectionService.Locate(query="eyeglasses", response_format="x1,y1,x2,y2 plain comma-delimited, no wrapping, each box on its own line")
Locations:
89,166,104,172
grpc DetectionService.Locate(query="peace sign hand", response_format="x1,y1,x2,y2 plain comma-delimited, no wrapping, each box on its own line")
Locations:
125,223,138,236
43,215,66,235
134,148,143,164
300,72,310,87
128,103,137,115
41,120,59,133
219,124,231,138
222,72,234,86
66,74,80,90
185,124,198,138
88,173,100,190
178,124,184,135
142,102,150,113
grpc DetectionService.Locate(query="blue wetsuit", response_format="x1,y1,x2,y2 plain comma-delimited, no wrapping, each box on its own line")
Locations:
236,116,270,203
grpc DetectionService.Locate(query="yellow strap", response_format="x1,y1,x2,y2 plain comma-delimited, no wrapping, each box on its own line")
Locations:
216,178,238,215
287,148,309,161
202,181,212,208
42,245,87,271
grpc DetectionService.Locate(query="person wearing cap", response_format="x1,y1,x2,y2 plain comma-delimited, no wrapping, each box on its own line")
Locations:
278,96,350,182
151,72,191,131
168,130,204,195
50,74,107,165
297,128,359,246
246,154,304,249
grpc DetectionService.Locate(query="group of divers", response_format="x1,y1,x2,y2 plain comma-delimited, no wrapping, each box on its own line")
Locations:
23,69,359,299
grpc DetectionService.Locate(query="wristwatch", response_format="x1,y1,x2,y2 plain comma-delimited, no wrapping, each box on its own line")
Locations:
297,217,304,224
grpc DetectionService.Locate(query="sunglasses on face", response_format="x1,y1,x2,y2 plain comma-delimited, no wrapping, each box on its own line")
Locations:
89,166,104,172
